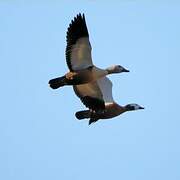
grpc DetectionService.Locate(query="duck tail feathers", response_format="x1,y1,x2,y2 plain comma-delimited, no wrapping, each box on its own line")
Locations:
49,76,67,89
75,110,90,120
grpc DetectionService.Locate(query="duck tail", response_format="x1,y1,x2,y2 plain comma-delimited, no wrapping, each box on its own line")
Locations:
76,110,99,125
75,110,91,120
48,76,67,89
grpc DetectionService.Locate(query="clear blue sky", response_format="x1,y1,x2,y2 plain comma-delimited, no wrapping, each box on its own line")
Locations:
0,1,179,180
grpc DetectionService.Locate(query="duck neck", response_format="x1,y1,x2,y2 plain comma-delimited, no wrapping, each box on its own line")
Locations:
118,105,127,114
123,106,129,112
106,66,117,74
112,103,127,115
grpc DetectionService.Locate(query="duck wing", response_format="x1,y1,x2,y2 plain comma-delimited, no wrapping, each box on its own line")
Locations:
97,77,114,103
73,81,105,111
73,77,114,111
66,13,93,71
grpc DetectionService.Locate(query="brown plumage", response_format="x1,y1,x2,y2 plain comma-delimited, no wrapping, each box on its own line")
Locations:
75,77,144,125
49,13,129,90
76,103,126,125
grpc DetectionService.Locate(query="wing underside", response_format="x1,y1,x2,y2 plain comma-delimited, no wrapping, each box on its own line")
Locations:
73,81,105,111
73,77,114,111
66,14,93,71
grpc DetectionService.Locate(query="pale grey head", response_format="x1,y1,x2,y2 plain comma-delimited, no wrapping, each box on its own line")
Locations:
106,65,129,74
125,103,144,111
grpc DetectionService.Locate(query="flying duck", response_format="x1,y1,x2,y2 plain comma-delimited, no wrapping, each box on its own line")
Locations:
74,77,144,125
49,13,129,89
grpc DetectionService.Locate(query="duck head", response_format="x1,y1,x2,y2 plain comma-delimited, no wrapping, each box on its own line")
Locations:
125,103,144,111
106,65,129,74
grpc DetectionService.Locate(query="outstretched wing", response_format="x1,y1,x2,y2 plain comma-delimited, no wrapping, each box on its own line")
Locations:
66,13,93,71
97,77,114,103
73,77,114,111
73,81,105,111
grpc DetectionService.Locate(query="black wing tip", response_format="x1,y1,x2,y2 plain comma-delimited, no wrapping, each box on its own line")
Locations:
72,13,85,22
76,12,85,17
67,13,87,36
65,13,88,71
82,13,85,19
89,118,98,125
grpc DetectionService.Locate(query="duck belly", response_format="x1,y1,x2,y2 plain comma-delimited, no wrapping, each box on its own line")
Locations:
66,66,107,85
98,103,124,120
65,69,92,84
100,109,120,119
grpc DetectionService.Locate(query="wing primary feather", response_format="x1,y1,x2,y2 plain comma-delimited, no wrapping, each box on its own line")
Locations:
66,13,90,71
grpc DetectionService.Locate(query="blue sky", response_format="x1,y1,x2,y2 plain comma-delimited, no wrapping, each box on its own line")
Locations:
0,1,179,180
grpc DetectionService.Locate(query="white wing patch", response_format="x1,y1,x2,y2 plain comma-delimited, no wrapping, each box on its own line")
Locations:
97,77,114,103
70,37,93,71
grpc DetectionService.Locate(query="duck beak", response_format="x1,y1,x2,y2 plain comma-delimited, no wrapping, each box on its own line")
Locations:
122,68,130,72
139,106,145,109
